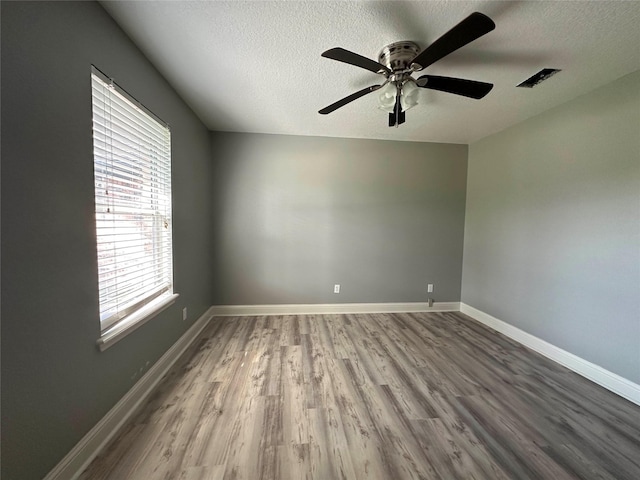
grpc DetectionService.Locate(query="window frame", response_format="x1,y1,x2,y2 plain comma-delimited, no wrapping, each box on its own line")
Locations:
90,66,178,350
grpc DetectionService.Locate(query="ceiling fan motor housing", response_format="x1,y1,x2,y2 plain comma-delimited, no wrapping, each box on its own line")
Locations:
378,41,421,73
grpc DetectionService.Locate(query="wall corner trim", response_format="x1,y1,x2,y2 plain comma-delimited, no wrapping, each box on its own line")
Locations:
44,308,214,480
460,303,640,406
209,302,460,317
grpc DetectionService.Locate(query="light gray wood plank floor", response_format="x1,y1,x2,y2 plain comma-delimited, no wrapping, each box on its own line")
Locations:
80,312,640,479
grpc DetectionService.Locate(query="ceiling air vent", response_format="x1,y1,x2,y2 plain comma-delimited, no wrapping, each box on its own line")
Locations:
517,68,561,88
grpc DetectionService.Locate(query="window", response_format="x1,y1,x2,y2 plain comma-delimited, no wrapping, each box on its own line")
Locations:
91,67,176,347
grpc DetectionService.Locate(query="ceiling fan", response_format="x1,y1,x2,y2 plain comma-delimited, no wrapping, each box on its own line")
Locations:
318,12,496,127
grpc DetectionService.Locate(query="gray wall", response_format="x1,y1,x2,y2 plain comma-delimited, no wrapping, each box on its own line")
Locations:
210,132,468,305
1,2,213,479
462,71,640,383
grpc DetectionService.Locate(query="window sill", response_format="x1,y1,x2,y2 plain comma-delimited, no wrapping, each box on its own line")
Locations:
96,293,179,351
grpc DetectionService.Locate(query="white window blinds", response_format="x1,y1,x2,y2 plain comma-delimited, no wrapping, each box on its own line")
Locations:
91,67,173,332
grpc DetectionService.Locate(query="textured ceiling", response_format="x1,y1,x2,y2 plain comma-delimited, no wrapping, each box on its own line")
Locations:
101,0,640,144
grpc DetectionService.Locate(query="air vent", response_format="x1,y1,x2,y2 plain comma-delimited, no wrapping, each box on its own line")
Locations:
517,68,561,88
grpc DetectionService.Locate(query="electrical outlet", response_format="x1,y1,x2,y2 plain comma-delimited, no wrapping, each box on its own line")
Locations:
334,284,340,294
182,307,188,321
427,284,434,293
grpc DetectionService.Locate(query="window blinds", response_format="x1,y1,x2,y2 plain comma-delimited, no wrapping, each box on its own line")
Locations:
91,68,173,331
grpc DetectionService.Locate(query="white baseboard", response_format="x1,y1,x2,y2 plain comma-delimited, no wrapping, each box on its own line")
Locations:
44,308,214,480
460,303,640,406
210,302,460,317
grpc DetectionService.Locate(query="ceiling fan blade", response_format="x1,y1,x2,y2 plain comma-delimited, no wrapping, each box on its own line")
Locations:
389,87,405,127
416,75,493,99
319,85,382,115
410,12,495,71
322,48,391,75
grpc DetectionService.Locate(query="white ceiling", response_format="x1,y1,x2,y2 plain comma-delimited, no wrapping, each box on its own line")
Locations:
101,0,640,144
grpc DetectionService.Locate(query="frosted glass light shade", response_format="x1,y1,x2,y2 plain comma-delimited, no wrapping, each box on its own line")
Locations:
400,81,419,111
377,82,397,113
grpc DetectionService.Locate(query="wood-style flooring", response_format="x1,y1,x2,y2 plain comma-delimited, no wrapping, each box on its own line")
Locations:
80,312,640,479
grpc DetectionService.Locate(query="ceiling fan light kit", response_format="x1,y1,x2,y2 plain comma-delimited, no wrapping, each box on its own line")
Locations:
319,12,496,127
